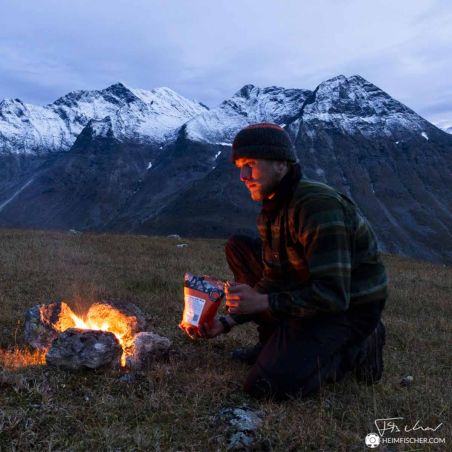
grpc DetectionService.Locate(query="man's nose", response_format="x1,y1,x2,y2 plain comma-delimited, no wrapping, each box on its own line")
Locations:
240,165,252,181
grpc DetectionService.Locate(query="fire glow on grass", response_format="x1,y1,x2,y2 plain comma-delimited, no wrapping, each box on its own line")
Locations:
0,347,46,370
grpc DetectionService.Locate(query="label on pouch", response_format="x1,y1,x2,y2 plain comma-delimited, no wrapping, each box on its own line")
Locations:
183,295,206,326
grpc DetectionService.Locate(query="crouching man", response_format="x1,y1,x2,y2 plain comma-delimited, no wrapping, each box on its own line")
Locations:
201,123,387,399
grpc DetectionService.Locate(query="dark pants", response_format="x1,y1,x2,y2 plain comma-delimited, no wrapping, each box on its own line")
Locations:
225,235,384,399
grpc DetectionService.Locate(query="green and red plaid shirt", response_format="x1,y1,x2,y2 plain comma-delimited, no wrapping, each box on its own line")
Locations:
254,165,388,318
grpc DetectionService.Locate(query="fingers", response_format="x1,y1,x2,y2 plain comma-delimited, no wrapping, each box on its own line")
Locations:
226,299,239,307
225,282,248,294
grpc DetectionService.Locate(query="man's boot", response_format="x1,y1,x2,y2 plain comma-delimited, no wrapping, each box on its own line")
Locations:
355,320,386,384
231,343,263,365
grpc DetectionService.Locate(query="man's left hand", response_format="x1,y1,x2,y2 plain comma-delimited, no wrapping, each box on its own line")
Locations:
225,282,269,315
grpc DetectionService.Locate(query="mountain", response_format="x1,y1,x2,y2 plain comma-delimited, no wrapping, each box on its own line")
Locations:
124,76,452,263
0,82,206,155
106,85,312,232
0,76,451,264
290,75,451,262
0,83,207,227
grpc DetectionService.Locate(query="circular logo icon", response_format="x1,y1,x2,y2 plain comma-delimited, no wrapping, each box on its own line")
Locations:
365,433,381,448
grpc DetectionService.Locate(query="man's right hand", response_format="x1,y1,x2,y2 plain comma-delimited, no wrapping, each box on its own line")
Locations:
199,318,226,339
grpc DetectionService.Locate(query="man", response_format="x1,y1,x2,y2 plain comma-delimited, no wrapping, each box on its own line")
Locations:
199,122,387,400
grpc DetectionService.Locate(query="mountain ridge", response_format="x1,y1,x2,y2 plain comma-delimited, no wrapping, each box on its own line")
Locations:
0,75,451,264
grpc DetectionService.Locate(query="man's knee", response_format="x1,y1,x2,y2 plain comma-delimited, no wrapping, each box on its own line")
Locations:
225,235,262,286
225,235,255,258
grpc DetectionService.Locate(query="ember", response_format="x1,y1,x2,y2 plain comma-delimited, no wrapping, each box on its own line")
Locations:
24,300,170,369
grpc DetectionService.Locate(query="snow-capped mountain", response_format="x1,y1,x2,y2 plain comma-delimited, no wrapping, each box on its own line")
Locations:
185,84,311,144
118,75,452,263
0,76,451,264
0,82,207,154
288,75,451,263
290,75,432,139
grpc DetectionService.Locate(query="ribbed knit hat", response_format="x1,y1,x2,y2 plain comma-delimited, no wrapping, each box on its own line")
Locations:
232,123,296,163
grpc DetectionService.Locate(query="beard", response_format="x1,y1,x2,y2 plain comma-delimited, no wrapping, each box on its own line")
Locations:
246,178,280,201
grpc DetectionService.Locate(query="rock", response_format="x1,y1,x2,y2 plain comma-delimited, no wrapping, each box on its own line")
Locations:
228,432,254,449
126,332,171,370
176,243,188,248
400,375,414,386
213,405,264,450
24,302,76,350
167,234,181,240
46,328,122,370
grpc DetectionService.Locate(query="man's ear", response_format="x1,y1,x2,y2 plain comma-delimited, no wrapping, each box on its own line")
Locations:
274,160,289,176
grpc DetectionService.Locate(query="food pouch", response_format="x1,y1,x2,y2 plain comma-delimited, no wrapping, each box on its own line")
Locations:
180,272,225,335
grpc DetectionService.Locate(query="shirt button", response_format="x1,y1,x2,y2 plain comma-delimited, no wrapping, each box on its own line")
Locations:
272,252,279,260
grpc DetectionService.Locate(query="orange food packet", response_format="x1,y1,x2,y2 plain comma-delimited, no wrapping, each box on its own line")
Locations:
179,273,225,336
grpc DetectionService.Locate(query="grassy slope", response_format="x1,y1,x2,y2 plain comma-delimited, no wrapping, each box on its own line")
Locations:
0,229,450,451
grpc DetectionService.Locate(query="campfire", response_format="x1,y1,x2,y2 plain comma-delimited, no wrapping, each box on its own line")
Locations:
24,300,170,370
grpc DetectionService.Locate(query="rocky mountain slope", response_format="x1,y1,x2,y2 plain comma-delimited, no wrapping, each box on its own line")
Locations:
0,76,450,264
0,83,207,219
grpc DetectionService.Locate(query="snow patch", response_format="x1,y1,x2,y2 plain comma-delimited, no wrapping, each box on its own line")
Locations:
0,178,34,212
421,132,429,140
147,162,153,170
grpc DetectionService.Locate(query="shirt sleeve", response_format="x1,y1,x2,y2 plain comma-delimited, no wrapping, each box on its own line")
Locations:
267,196,352,317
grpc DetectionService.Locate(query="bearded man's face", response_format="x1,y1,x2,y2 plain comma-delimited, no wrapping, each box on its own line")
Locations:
235,158,289,201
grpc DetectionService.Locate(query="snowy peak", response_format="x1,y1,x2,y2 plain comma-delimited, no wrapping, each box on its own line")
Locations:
52,82,139,108
299,74,429,138
130,86,208,119
309,74,413,116
0,83,207,154
83,88,208,144
101,82,140,104
185,84,312,144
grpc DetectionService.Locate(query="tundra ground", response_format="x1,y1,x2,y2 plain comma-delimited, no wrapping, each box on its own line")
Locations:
0,229,450,451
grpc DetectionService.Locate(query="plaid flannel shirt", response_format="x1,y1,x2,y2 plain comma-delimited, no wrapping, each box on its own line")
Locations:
254,177,388,318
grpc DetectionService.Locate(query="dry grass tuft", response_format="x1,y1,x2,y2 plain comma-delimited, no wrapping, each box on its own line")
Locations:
0,228,450,450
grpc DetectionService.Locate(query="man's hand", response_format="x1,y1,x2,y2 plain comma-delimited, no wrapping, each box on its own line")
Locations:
199,318,226,339
225,282,269,315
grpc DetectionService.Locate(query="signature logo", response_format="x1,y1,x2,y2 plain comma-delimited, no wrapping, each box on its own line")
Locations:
374,417,443,437
365,433,380,448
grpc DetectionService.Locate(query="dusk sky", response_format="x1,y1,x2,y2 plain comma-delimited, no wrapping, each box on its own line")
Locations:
1,0,451,125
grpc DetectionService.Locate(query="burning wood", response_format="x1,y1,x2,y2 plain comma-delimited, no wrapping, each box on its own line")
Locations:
24,300,170,370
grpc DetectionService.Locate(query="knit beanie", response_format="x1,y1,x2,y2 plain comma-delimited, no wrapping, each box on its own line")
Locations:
232,123,297,163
